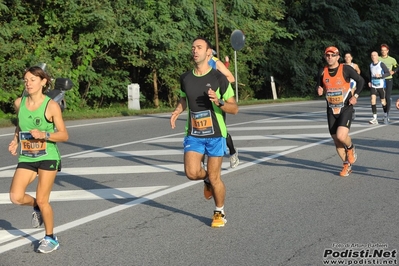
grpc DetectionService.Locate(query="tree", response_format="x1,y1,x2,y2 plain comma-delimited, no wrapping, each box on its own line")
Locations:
263,0,399,97
6,0,398,113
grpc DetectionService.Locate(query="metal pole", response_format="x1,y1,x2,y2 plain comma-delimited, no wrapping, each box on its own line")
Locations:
213,0,219,58
235,50,238,102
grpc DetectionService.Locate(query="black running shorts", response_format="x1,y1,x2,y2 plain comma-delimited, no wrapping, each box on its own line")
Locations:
327,105,353,135
370,87,386,99
17,160,61,172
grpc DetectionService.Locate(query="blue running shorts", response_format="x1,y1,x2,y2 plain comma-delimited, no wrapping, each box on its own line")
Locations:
183,136,227,157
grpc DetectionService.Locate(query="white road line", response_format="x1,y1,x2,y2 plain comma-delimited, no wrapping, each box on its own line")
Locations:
0,164,183,178
0,131,185,171
0,163,228,178
226,124,369,130
0,181,199,254
0,101,324,139
0,116,156,138
145,134,332,143
69,146,297,158
0,146,298,178
0,229,43,244
0,186,168,205
253,119,326,123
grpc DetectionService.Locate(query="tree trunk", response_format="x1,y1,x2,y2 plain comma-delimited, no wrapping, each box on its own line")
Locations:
153,68,159,108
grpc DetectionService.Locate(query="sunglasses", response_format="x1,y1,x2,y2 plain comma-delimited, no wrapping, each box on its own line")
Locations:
325,53,338,58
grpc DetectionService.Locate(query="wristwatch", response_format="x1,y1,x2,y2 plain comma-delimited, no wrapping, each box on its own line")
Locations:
45,132,50,140
354,94,359,99
217,99,225,107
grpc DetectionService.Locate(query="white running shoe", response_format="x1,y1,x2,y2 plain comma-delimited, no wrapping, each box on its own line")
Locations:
229,150,239,168
32,209,43,228
369,118,378,125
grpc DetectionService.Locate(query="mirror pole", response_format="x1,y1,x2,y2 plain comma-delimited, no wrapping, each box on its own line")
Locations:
235,50,238,102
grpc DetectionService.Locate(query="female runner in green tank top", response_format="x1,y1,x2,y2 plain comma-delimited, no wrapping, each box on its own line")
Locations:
8,66,69,253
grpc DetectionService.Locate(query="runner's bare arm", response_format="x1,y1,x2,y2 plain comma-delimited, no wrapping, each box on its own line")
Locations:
216,60,235,83
8,98,22,155
170,97,187,129
208,89,238,115
221,96,239,115
354,63,361,74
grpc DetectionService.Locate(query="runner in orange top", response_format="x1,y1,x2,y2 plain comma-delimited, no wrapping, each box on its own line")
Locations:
316,46,365,177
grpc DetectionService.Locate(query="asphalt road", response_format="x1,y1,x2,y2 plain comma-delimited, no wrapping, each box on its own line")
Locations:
0,98,398,266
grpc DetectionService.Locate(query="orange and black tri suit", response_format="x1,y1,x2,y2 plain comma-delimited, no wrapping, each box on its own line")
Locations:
316,64,365,135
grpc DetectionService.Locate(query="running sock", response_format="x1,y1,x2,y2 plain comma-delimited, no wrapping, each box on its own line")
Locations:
346,144,353,150
383,104,387,113
33,205,40,211
226,133,236,155
45,234,55,240
215,206,225,214
371,105,377,115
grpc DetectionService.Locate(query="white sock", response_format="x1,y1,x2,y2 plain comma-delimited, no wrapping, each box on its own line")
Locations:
373,114,377,119
215,206,224,214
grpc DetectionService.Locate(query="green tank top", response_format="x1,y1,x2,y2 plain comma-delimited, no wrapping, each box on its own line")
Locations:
18,96,60,162
379,56,398,79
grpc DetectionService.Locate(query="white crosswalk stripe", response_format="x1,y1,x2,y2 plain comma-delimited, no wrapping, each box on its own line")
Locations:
69,146,296,158
0,186,168,205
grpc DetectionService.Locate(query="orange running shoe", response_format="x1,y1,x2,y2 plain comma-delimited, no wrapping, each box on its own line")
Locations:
204,180,213,200
346,146,357,165
339,163,352,177
211,211,227,228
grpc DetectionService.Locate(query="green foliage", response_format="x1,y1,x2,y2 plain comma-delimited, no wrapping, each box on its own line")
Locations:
1,0,398,114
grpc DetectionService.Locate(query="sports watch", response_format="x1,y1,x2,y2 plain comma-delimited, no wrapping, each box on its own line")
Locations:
45,132,50,140
217,99,225,107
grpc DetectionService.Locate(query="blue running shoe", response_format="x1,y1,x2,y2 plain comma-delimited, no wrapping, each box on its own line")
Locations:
37,236,60,253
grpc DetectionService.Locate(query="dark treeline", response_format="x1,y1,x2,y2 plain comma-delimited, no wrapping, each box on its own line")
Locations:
1,0,398,114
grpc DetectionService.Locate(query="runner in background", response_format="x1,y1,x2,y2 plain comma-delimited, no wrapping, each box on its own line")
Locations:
367,51,390,125
224,56,230,68
379,44,398,122
344,53,361,75
208,50,239,168
344,52,361,121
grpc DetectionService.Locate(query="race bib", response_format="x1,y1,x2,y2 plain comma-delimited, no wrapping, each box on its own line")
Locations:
326,90,344,108
190,110,214,136
326,90,344,115
19,132,47,158
371,78,384,88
